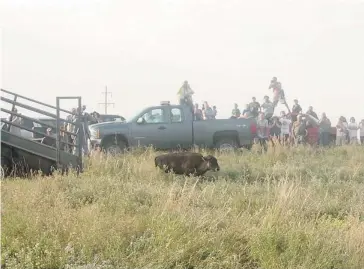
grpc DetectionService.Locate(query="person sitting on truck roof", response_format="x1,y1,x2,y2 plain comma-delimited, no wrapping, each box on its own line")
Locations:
177,80,194,109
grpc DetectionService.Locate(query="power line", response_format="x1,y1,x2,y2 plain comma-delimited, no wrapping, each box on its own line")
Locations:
98,86,115,114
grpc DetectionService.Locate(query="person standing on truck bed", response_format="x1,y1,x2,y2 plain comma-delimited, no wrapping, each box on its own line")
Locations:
212,106,217,119
291,99,302,122
261,96,274,121
177,80,194,111
203,102,214,120
231,103,241,118
242,104,251,117
249,97,261,118
193,104,203,121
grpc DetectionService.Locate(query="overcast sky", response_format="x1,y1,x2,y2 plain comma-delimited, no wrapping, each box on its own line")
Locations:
1,0,363,121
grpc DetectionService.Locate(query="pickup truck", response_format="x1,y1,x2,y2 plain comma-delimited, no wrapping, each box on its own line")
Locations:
88,102,257,154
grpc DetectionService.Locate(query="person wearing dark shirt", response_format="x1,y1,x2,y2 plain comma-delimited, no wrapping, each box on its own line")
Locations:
249,97,261,117
291,99,302,122
242,104,250,116
194,103,203,121
270,116,282,138
231,103,241,118
306,106,318,120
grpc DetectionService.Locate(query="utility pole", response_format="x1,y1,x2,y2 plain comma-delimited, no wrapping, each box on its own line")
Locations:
98,86,115,114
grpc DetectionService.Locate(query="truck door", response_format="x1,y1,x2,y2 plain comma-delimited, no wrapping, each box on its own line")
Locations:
167,107,193,149
130,107,170,149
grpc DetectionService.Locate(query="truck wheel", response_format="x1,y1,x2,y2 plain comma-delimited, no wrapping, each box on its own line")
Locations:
215,138,238,152
104,139,127,155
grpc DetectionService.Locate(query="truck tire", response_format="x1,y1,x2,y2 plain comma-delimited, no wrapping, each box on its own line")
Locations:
103,139,127,155
215,137,238,151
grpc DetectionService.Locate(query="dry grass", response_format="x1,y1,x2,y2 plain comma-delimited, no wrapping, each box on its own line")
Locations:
1,145,364,269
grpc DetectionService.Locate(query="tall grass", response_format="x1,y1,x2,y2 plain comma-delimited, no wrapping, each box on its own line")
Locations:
2,145,364,269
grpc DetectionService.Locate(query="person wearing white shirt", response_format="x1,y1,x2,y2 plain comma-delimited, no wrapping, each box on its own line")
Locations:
348,117,359,145
279,111,291,145
336,116,348,146
359,119,364,145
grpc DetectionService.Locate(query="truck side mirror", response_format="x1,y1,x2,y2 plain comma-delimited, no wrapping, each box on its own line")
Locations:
136,117,145,124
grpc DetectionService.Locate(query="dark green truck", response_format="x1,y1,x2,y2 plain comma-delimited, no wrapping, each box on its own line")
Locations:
88,102,257,154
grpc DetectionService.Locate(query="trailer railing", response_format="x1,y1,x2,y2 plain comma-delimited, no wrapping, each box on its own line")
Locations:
1,88,84,171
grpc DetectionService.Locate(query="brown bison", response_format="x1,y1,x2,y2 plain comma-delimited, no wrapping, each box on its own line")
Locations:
155,152,220,177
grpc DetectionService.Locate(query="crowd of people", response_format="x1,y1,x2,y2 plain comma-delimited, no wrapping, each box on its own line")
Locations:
4,79,363,157
179,78,364,149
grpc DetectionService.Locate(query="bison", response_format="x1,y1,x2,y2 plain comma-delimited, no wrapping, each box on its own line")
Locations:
154,152,220,177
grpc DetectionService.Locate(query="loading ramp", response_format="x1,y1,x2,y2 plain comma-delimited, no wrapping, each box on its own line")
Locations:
1,88,84,177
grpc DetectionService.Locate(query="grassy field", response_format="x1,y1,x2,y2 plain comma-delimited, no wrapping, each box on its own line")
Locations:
1,145,364,269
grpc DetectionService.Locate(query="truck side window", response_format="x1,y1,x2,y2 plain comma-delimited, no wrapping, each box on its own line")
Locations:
140,108,165,124
171,108,183,123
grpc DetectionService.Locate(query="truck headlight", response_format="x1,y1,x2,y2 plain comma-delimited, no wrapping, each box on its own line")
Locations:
90,128,100,139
